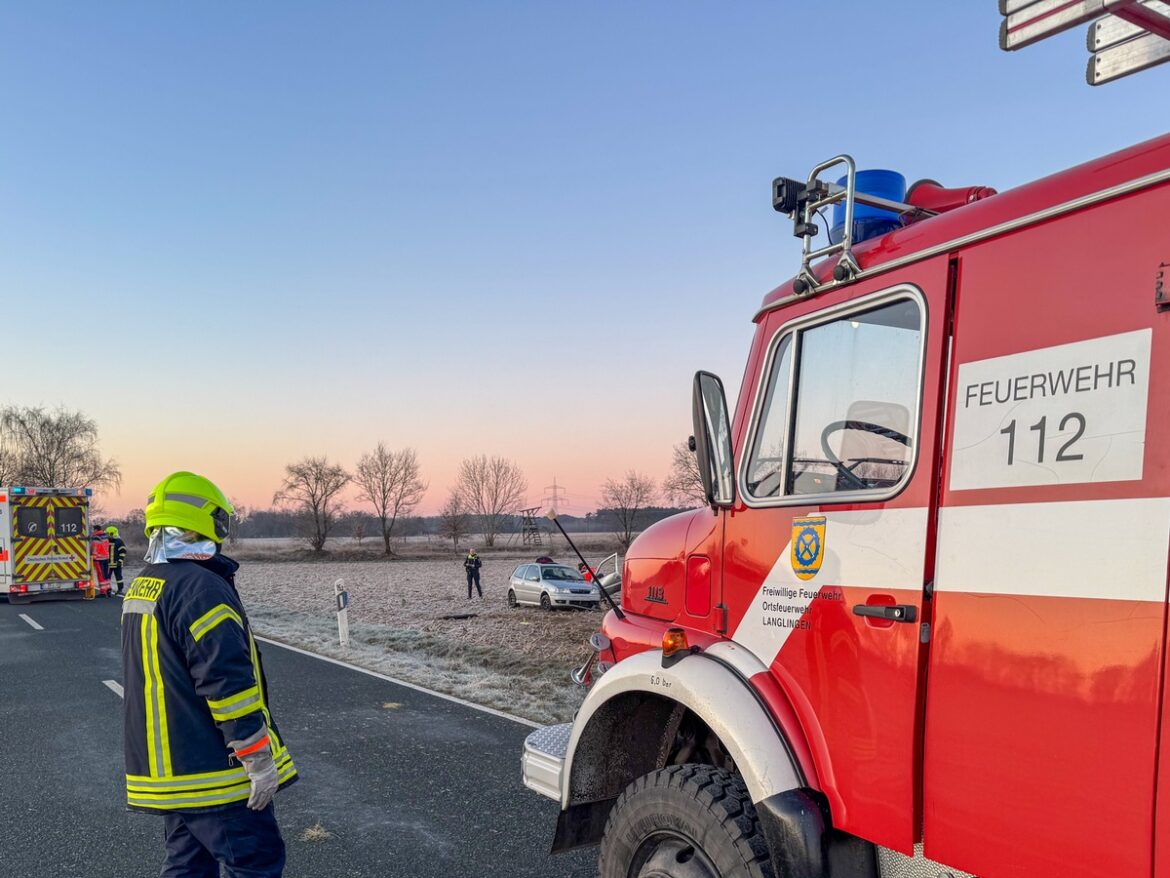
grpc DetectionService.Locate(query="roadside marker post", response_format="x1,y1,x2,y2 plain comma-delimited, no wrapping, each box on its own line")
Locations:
335,578,350,648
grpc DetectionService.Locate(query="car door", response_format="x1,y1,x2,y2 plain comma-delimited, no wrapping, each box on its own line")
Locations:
924,189,1170,877
527,565,544,603
720,259,952,855
512,565,532,603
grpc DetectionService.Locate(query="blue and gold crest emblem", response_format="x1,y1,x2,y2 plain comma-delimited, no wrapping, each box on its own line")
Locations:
790,516,826,581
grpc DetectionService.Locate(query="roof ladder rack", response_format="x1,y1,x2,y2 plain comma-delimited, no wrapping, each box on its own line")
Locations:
999,0,1170,85
773,154,935,296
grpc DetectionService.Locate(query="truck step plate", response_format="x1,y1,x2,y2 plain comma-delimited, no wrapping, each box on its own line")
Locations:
521,723,571,802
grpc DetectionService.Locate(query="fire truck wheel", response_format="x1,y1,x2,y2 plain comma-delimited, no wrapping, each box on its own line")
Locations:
540,592,552,610
507,589,518,608
598,764,774,878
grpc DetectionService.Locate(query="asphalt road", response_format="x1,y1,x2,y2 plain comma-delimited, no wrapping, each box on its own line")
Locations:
0,596,595,878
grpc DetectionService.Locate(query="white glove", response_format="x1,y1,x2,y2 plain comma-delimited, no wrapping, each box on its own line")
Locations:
230,728,280,811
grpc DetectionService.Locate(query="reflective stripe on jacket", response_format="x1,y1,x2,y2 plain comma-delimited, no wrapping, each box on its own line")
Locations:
121,555,297,814
109,536,127,568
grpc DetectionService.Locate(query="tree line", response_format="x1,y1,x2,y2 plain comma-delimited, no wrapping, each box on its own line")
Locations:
1,406,709,553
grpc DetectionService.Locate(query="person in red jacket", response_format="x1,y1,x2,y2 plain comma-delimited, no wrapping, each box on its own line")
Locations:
91,526,111,593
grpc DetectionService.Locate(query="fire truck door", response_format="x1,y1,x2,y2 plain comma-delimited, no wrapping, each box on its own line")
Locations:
723,257,953,854
924,190,1170,878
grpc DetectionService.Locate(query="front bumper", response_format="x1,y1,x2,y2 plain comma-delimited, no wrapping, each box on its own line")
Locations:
552,597,599,607
521,722,571,802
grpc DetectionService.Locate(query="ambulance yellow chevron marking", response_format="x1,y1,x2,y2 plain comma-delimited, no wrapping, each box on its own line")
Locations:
12,495,89,583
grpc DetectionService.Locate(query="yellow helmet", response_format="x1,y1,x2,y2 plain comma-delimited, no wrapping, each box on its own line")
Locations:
105,526,119,537
145,472,234,543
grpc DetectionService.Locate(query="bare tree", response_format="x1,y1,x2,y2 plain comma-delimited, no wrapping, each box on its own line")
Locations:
602,471,659,550
0,437,16,486
351,516,367,545
662,440,706,507
118,508,147,547
353,444,428,555
0,406,121,490
437,490,470,550
456,455,527,547
273,456,351,553
227,498,250,546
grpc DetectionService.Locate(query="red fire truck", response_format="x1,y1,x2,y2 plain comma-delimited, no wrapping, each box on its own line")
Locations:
521,7,1170,878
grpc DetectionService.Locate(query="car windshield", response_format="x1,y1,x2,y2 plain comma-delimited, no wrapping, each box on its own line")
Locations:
541,566,584,582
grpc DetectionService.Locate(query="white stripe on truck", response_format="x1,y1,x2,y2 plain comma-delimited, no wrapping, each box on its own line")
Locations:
935,497,1170,602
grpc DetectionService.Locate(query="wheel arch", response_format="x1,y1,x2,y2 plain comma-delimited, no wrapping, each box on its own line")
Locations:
561,645,806,810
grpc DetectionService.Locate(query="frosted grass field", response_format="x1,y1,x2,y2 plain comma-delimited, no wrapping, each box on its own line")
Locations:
232,558,602,724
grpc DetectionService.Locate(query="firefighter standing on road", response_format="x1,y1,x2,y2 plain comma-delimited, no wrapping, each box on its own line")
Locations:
106,525,127,595
464,548,482,599
122,472,296,877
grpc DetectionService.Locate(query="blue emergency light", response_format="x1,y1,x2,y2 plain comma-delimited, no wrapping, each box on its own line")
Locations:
830,169,906,245
11,487,25,495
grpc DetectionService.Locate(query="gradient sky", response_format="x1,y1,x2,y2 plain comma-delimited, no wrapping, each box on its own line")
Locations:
2,2,1166,517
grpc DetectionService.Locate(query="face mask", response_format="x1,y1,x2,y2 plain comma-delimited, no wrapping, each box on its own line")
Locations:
145,527,217,563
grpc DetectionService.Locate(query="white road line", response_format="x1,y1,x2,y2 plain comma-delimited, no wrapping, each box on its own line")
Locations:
254,636,541,729
103,680,124,698
18,614,43,631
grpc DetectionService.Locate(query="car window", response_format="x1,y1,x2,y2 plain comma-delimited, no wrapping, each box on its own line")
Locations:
746,334,794,498
744,294,922,501
55,507,84,537
788,299,919,496
525,566,541,582
511,565,528,580
541,566,584,581
17,506,48,538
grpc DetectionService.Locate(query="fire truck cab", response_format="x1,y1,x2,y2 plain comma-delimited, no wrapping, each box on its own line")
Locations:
521,131,1170,878
0,486,95,604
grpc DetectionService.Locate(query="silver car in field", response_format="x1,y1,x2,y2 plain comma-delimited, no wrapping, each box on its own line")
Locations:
506,562,601,610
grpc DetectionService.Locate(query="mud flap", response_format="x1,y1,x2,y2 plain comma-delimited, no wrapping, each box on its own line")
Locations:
550,799,616,853
755,788,878,878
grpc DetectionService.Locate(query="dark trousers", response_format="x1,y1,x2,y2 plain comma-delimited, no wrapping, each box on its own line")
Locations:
161,803,286,878
111,565,124,591
466,570,481,598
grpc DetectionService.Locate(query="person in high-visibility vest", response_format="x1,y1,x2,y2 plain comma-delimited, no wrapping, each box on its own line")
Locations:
105,526,127,595
122,472,296,877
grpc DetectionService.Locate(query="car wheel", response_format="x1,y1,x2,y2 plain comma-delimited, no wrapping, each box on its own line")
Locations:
540,592,552,611
598,765,774,878
507,589,517,608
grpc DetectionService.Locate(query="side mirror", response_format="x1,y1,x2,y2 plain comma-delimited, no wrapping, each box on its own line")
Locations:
691,371,736,508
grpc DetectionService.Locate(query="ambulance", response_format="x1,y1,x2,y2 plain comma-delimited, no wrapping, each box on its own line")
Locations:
521,6,1170,877
0,486,95,604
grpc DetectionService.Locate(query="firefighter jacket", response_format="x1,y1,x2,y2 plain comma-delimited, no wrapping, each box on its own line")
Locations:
464,553,481,573
121,554,297,814
109,536,127,568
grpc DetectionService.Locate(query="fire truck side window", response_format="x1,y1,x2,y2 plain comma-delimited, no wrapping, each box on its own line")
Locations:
745,335,794,497
17,507,48,538
788,298,921,496
55,507,84,537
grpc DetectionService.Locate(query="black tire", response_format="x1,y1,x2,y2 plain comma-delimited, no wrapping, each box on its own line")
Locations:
507,589,517,608
540,592,552,611
598,765,774,878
